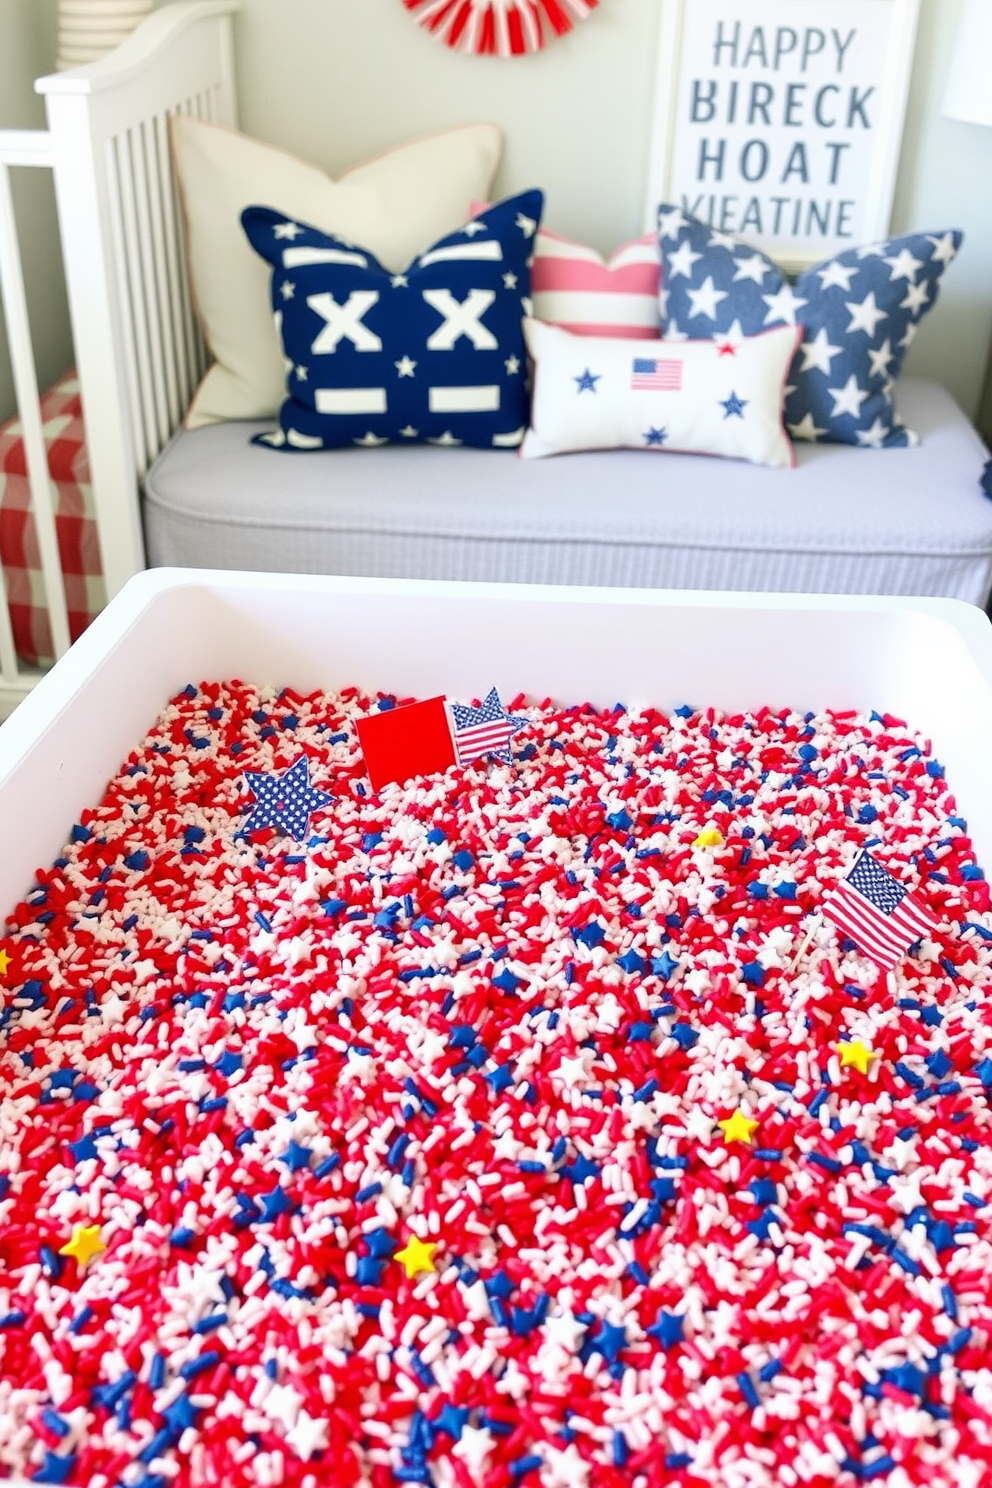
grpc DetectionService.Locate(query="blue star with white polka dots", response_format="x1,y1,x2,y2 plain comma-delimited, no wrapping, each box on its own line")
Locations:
242,755,331,841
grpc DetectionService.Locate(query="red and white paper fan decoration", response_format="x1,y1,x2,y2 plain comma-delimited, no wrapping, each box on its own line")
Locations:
403,0,599,56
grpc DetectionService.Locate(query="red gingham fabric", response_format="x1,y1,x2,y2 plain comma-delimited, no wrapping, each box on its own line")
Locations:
0,371,105,668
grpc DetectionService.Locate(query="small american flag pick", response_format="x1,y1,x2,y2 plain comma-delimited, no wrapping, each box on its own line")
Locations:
450,687,529,767
821,850,939,971
356,689,529,789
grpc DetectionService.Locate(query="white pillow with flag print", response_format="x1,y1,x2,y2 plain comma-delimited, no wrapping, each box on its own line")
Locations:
520,320,801,468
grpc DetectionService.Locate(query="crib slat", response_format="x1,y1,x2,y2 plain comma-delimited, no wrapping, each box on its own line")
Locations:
155,111,193,414
0,160,73,663
128,122,171,453
111,130,159,473
104,133,151,479
142,114,182,431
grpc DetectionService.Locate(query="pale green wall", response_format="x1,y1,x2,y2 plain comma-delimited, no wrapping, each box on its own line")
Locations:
3,0,992,425
0,0,71,423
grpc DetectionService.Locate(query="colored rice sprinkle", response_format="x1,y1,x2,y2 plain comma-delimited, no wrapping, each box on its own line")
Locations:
0,681,991,1488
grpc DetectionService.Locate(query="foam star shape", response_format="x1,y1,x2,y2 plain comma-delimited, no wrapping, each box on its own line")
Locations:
647,1310,685,1348
557,1054,591,1089
888,1169,928,1216
591,1318,627,1363
395,1234,437,1278
286,1409,329,1461
0,949,10,976
453,1426,494,1473
263,1382,305,1432
719,1110,759,1145
542,1311,587,1353
59,1223,105,1268
278,1140,313,1173
543,1443,591,1487
242,755,331,841
837,1039,877,1074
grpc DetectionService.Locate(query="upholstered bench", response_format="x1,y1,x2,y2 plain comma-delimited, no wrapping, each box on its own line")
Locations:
143,379,992,605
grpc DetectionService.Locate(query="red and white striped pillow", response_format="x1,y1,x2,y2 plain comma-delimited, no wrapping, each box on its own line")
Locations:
472,204,661,339
531,228,661,339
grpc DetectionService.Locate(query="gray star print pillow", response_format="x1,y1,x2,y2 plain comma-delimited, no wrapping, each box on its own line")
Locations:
656,205,962,448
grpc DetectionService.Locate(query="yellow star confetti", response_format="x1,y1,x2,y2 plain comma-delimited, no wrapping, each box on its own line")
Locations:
718,1110,759,1145
394,1234,437,1279
58,1223,105,1268
0,949,10,976
693,828,724,849
836,1039,877,1075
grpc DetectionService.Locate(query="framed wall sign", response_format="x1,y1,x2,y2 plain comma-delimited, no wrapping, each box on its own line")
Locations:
644,0,921,266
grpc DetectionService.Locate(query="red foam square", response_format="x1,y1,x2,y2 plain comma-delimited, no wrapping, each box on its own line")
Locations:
356,695,456,791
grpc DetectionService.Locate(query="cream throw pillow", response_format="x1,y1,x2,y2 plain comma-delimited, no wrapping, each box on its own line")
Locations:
521,320,800,469
171,116,502,427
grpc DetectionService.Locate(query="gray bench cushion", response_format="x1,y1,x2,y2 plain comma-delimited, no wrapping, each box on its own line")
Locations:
143,378,992,604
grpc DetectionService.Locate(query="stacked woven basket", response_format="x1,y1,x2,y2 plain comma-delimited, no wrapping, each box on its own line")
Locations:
56,0,152,71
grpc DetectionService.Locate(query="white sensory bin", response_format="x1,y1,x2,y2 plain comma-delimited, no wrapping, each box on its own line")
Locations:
1,570,991,917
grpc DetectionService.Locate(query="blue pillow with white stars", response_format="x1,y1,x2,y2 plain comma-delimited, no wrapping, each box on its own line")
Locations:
241,191,543,451
656,205,962,448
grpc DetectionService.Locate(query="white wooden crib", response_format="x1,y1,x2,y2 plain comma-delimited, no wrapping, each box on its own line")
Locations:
0,0,237,709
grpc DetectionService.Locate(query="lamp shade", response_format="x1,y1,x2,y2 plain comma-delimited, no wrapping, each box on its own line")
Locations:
943,0,992,126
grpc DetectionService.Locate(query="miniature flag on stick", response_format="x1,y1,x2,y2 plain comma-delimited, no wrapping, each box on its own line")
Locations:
357,688,528,791
821,850,939,971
